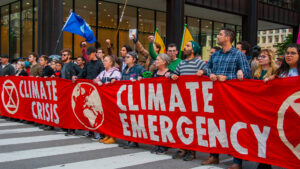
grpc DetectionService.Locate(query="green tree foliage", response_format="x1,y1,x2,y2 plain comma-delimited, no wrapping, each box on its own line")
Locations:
273,34,293,55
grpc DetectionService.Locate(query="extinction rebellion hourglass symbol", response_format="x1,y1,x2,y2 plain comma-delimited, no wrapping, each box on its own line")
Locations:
1,80,19,114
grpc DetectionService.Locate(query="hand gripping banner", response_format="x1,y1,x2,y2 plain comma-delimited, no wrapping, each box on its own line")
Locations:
0,76,299,168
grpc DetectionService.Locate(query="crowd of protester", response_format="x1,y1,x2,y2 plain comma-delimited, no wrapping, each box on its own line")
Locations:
0,27,299,169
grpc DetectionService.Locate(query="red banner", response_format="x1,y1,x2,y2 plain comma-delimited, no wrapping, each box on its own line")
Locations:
0,76,299,169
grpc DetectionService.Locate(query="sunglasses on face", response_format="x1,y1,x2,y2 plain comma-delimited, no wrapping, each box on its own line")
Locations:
258,55,268,59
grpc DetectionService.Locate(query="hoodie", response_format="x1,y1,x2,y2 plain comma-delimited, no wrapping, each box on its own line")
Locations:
96,67,121,83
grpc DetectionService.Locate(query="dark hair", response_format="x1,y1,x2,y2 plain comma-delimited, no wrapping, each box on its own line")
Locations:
29,52,38,60
276,43,300,76
77,56,86,62
237,41,251,56
122,45,132,53
40,55,49,63
251,45,261,58
154,42,161,53
97,48,105,54
61,49,72,56
79,41,86,48
220,27,236,43
167,43,177,49
55,60,63,66
212,46,221,51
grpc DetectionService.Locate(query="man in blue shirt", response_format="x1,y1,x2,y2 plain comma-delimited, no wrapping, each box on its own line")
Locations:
198,28,250,169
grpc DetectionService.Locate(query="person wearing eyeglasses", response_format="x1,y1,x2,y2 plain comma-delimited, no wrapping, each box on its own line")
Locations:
265,43,300,82
96,48,105,62
253,49,277,80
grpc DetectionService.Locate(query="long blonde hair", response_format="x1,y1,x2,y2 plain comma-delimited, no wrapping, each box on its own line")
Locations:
253,49,277,79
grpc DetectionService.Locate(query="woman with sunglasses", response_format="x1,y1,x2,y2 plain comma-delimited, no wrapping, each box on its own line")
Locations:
265,43,300,82
253,49,277,80
120,51,145,149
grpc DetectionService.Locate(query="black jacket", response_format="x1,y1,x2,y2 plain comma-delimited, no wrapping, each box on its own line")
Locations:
78,58,104,79
16,69,28,76
61,62,81,80
42,65,55,77
0,63,15,76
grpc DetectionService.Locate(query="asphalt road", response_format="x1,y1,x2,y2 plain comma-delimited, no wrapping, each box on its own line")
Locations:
0,118,285,169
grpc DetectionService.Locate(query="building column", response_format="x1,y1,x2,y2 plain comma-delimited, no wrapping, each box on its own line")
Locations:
37,0,63,56
242,0,258,47
166,0,184,49
292,25,299,43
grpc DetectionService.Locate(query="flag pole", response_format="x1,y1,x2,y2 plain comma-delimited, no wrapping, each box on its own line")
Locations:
54,9,73,54
178,24,187,59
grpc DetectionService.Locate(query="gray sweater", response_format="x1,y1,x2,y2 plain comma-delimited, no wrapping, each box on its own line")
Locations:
0,63,15,76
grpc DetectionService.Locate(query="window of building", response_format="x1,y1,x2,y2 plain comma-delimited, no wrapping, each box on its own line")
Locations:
213,22,224,47
275,35,279,43
236,25,242,43
262,37,266,43
187,17,200,44
10,2,21,59
74,0,96,58
98,1,118,56
118,5,137,54
138,8,154,54
268,36,273,43
201,20,212,61
1,6,9,56
62,0,73,53
22,0,34,57
156,11,166,42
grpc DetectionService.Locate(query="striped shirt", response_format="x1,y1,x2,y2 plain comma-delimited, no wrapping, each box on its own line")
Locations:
174,57,207,76
205,47,251,80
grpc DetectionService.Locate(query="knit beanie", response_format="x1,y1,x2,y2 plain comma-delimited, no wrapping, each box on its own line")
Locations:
189,40,201,55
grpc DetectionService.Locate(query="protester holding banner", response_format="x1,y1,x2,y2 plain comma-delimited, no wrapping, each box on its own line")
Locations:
266,43,300,81
54,61,63,78
253,49,277,80
40,55,55,78
150,53,172,154
93,55,121,143
171,40,207,161
28,53,42,77
198,28,250,169
0,54,15,76
73,46,104,138
15,61,28,76
120,51,145,149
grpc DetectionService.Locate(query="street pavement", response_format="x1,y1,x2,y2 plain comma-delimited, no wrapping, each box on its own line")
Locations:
0,118,285,169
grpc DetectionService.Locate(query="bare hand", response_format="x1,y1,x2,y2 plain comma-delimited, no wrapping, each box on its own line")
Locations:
93,78,100,84
210,74,217,81
217,75,227,82
237,70,244,81
137,76,142,81
148,35,154,43
165,72,170,78
264,75,275,83
51,75,55,78
132,33,136,40
72,76,78,83
111,79,116,84
171,74,179,80
196,70,204,76
106,39,111,47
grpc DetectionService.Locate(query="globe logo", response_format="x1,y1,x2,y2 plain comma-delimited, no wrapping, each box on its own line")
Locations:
71,82,104,130
277,91,300,160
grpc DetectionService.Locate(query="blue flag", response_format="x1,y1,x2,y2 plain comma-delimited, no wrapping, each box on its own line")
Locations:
62,12,96,44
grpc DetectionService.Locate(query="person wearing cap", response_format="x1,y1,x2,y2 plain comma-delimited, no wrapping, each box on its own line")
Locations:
72,46,104,139
0,54,15,76
170,40,208,161
120,51,145,149
74,46,104,80
198,28,250,169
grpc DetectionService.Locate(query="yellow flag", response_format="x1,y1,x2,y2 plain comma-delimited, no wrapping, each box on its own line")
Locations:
180,24,194,51
154,29,166,53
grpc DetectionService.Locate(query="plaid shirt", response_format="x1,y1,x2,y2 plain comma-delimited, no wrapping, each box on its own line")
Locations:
205,47,251,80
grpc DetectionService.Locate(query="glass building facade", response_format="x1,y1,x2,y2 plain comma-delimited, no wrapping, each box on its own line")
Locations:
1,0,243,61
